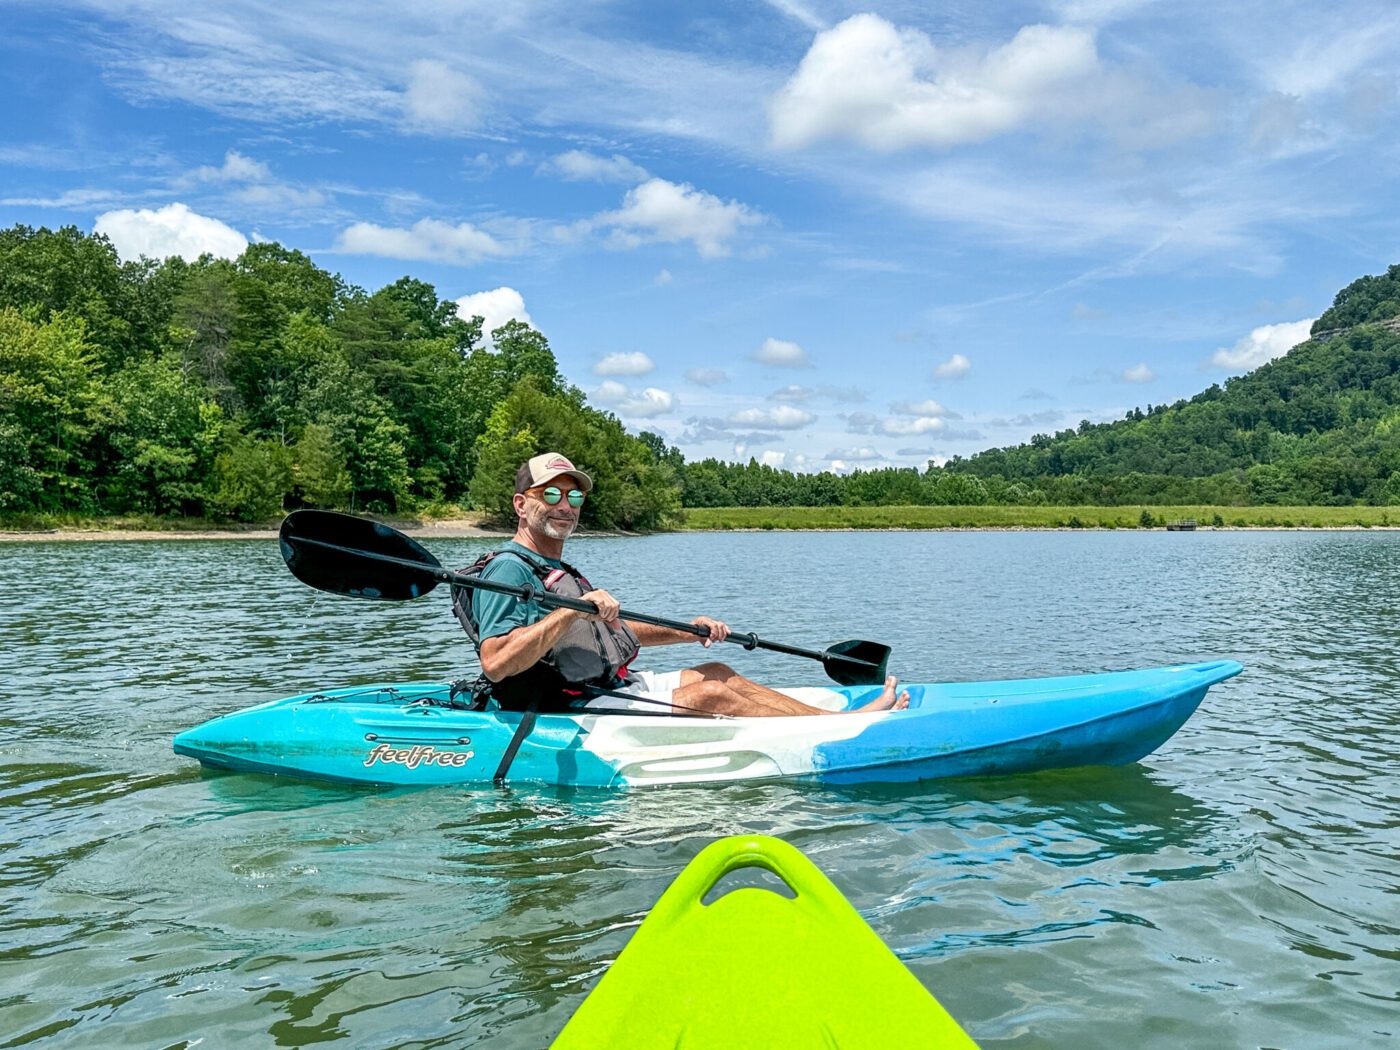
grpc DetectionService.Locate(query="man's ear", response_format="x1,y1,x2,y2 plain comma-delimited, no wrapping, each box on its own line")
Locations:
512,492,527,516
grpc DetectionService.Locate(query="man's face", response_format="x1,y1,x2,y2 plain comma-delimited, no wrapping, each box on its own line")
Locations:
516,474,585,541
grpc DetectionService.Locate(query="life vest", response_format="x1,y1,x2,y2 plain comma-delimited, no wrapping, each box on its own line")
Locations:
451,548,640,710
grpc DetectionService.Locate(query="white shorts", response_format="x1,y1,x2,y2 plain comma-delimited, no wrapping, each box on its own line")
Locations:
576,668,686,713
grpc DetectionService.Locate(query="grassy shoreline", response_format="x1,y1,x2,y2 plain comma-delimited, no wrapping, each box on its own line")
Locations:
5,504,1400,541
679,505,1400,530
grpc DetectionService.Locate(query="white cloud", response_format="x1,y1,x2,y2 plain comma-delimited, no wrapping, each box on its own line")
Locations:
1121,362,1155,382
1247,93,1315,152
454,287,532,347
686,368,729,386
624,388,675,417
463,152,496,179
1210,318,1315,371
727,405,815,429
545,150,649,183
655,268,674,285
594,351,655,376
596,178,761,258
1264,16,1400,99
338,218,507,264
94,202,247,262
891,398,947,416
1052,0,1154,23
881,416,945,435
1,188,124,209
403,59,480,131
759,450,787,468
753,337,810,367
766,0,827,32
181,149,326,211
193,149,271,182
824,446,883,461
770,15,1099,150
594,381,675,418
883,160,1289,260
229,183,327,209
934,353,971,379
769,385,814,402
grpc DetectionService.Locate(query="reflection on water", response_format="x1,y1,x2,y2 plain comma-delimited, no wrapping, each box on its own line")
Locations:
2,531,1398,1046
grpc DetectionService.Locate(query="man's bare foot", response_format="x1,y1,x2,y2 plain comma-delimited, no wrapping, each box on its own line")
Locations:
852,675,911,713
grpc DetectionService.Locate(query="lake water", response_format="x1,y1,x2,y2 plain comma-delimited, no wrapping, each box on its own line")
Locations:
1,530,1397,1047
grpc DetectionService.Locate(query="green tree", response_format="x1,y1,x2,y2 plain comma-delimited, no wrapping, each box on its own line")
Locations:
334,280,480,500
171,260,240,403
0,308,109,511
470,377,679,530
457,320,566,474
209,436,291,521
0,225,150,367
299,353,411,510
101,355,223,515
292,422,352,509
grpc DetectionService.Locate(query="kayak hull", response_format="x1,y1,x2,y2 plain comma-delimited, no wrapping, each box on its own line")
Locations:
173,660,1240,789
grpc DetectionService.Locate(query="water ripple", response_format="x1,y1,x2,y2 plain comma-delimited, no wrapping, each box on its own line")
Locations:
2,532,1398,1046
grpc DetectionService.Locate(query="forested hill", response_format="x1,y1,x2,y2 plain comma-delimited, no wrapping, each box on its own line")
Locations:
943,265,1400,506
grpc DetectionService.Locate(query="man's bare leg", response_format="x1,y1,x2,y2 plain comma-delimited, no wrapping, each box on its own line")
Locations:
670,662,910,718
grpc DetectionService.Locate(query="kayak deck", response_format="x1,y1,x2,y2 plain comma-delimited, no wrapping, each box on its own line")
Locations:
552,834,978,1048
173,660,1241,788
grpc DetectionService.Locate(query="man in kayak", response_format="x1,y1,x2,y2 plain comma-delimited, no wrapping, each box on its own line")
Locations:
454,452,909,717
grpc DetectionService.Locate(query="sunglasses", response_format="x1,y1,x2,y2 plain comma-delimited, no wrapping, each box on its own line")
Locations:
534,485,586,507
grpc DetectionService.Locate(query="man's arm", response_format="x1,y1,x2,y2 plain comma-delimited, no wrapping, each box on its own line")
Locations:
627,616,731,649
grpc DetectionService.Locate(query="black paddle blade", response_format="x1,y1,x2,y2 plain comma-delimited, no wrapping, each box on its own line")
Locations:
823,639,892,686
279,510,443,601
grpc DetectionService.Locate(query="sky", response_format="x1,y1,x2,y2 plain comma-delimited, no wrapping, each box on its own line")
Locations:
2,1,1399,473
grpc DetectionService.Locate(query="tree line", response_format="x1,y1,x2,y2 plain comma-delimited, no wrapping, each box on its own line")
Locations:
0,225,678,528
3,224,1399,522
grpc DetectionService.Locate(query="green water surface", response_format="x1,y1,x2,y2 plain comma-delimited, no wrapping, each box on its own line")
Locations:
1,530,1396,1047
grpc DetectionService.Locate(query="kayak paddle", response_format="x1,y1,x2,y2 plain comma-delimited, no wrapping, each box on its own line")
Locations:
278,510,891,687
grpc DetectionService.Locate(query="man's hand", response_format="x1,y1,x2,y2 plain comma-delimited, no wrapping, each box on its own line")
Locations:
581,589,621,625
691,616,730,647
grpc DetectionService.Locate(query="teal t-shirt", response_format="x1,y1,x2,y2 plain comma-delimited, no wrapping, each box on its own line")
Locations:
472,542,564,643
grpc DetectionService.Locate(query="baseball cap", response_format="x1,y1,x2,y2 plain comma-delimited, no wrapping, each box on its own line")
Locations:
518,452,594,492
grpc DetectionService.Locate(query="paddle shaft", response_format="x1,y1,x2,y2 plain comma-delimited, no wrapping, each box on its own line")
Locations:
293,535,872,670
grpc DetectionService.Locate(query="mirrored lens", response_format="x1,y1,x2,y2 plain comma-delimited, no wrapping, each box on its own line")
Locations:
566,489,586,507
541,486,563,504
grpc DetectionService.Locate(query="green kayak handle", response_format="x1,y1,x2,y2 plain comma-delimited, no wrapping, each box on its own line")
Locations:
646,834,853,927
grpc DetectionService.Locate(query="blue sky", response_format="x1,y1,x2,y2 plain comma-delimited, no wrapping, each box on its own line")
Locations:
3,1,1398,472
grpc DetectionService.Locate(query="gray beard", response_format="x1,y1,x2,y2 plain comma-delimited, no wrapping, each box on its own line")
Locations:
541,517,576,541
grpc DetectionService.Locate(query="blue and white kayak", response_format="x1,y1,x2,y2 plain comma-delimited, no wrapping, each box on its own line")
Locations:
172,660,1241,788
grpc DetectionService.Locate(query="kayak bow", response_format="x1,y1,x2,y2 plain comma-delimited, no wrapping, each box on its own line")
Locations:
552,834,978,1048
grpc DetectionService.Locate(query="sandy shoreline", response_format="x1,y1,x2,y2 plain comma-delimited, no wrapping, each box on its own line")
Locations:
0,519,514,542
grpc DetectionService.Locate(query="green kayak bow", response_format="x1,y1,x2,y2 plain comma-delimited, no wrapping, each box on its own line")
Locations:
553,835,977,1048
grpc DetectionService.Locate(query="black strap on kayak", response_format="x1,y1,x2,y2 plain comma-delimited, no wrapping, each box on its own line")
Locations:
575,684,729,719
492,700,538,785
